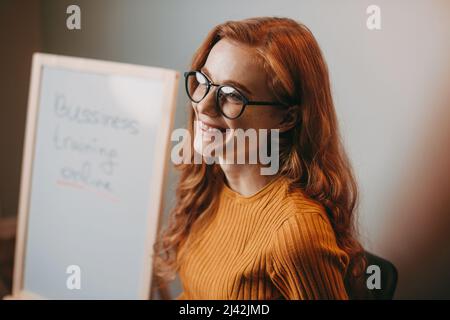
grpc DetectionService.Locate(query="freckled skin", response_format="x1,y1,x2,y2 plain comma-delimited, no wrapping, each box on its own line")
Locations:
191,39,290,195
192,39,286,133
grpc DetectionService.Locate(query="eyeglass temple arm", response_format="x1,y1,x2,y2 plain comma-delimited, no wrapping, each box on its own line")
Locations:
246,101,286,106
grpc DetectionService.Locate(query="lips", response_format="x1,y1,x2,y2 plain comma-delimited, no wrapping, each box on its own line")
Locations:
199,120,226,133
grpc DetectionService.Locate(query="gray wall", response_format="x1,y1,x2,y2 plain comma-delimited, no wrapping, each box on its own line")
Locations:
0,0,42,219
4,0,450,298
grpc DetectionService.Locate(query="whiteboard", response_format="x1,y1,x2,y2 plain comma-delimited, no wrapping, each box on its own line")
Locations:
12,53,179,299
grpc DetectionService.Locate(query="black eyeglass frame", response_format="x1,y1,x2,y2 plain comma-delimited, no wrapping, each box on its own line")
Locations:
184,70,286,119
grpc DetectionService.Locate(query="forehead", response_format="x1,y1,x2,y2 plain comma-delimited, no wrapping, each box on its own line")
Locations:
202,39,268,94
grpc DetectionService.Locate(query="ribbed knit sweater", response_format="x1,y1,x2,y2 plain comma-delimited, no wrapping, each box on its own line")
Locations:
176,175,350,300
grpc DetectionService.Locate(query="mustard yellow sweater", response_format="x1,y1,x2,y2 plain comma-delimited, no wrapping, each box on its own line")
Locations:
176,176,350,300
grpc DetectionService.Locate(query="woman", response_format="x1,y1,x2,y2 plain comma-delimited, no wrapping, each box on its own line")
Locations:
154,17,365,300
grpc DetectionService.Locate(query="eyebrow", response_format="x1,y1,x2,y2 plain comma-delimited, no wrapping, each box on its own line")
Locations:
200,67,253,96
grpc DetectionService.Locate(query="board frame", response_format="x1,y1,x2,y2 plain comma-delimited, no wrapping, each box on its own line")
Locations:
10,53,179,300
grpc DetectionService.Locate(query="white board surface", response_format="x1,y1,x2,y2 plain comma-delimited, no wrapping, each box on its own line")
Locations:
12,53,179,299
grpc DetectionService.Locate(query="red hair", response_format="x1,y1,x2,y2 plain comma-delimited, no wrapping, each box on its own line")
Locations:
154,17,365,290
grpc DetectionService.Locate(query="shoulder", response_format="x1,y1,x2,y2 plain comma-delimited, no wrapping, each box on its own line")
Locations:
269,181,349,269
265,179,350,299
274,178,331,230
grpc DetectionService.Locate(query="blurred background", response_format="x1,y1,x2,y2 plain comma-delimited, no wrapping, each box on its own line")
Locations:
0,0,449,299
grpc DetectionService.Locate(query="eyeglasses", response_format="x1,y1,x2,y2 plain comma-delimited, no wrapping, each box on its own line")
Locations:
184,70,286,119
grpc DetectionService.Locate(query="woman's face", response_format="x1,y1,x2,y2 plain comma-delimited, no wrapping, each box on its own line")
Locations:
192,39,286,161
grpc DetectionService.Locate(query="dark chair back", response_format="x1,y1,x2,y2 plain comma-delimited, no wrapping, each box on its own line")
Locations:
345,251,398,300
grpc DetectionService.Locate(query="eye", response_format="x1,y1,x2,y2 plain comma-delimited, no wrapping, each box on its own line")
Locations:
220,86,243,104
195,72,208,85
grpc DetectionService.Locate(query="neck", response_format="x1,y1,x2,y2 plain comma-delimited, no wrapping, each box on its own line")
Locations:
220,163,277,197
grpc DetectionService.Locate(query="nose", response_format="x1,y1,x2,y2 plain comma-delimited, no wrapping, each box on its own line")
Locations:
194,87,220,117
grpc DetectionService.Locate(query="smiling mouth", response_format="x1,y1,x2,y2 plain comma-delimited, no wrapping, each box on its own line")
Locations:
199,120,227,133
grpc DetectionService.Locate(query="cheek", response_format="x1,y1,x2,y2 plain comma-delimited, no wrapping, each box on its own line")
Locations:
233,109,282,130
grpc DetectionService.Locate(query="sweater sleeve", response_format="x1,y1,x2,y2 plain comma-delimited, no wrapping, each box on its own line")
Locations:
267,212,350,300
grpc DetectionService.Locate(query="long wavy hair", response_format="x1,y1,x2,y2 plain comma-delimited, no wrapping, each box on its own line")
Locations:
153,17,365,291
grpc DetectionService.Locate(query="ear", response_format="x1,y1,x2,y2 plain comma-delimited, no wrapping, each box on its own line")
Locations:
277,105,299,133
